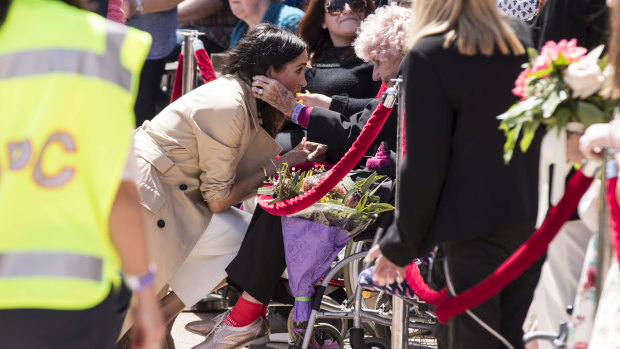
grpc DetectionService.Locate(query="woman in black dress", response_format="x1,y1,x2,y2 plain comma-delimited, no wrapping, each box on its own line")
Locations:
367,0,542,347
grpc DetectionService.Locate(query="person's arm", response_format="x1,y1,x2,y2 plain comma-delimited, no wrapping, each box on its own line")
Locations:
305,100,397,161
378,48,454,266
178,0,223,24
109,180,164,349
122,0,184,18
206,142,322,213
193,102,325,213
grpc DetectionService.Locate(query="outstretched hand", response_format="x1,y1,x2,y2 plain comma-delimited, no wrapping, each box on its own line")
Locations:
297,137,328,163
297,92,332,109
364,245,407,286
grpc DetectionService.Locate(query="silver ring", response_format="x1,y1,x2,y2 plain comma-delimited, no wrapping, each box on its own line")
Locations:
257,87,264,96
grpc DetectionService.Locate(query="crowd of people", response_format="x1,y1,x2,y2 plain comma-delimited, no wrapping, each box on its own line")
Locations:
3,0,620,348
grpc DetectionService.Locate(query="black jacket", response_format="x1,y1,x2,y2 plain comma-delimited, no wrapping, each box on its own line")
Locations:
306,99,398,167
380,23,541,265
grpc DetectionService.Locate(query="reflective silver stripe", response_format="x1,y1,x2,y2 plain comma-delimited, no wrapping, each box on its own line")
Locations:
0,252,103,281
0,27,131,91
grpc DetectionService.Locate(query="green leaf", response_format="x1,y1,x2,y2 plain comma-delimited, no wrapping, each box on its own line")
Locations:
527,47,539,64
542,89,568,118
360,172,377,193
257,186,274,195
554,107,573,130
500,121,523,164
342,175,355,191
554,52,570,67
361,202,395,214
599,55,609,71
355,192,369,212
530,67,553,79
368,178,388,197
577,101,606,127
519,120,540,153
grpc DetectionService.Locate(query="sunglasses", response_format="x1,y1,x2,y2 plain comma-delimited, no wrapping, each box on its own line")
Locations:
324,0,366,16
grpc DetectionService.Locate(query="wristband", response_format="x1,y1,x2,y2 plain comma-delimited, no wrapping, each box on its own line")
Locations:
291,104,305,124
123,263,156,292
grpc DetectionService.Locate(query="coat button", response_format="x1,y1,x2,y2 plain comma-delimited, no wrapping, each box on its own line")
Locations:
157,219,165,228
179,184,188,191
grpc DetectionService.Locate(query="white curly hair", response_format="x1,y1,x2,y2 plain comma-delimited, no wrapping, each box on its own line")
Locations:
354,3,412,63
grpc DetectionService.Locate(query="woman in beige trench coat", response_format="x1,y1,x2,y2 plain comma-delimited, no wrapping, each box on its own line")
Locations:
127,24,327,341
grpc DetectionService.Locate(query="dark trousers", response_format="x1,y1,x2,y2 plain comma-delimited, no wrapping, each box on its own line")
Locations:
134,57,168,127
432,225,543,349
226,205,288,304
0,284,131,349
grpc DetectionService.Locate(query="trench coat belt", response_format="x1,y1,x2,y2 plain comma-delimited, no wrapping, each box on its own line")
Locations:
133,129,175,175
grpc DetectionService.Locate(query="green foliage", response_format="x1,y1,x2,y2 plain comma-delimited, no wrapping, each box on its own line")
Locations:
258,163,395,217
498,47,617,164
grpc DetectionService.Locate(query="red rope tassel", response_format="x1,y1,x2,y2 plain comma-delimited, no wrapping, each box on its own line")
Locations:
194,47,217,83
257,102,393,216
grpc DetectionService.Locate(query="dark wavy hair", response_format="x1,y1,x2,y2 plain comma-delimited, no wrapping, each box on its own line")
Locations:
222,23,308,137
297,0,375,64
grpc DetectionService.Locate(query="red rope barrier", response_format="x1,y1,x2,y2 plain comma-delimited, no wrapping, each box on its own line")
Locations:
605,177,620,274
194,47,217,83
257,102,393,216
404,170,594,323
170,52,184,103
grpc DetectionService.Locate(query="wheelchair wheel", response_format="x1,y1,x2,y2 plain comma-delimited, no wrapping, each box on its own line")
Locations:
287,297,348,339
312,323,344,349
342,238,380,337
364,337,390,349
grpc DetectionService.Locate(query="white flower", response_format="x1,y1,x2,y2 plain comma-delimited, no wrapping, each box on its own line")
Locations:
563,57,604,99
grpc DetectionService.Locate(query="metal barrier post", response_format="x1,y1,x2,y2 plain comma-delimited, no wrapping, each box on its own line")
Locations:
596,153,616,307
181,31,197,95
391,77,407,349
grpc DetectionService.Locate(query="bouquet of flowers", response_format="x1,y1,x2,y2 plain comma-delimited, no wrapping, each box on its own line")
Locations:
257,163,394,342
498,39,618,164
258,162,394,236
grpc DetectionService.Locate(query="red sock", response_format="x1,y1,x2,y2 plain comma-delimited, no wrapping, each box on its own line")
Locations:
224,297,263,327
260,305,268,319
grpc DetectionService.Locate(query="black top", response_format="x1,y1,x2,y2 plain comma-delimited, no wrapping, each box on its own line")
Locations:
306,99,398,166
380,22,541,265
305,46,381,98
531,0,609,51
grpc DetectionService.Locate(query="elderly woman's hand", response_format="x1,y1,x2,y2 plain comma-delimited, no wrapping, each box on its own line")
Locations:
252,75,299,117
297,93,332,109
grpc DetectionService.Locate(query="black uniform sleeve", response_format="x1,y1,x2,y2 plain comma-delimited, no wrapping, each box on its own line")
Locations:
379,49,455,266
306,99,397,164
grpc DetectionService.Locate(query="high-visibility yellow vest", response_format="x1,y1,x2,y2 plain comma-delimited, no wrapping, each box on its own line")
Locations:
0,0,151,310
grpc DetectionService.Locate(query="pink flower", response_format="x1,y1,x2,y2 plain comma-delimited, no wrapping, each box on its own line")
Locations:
512,67,531,99
532,39,588,72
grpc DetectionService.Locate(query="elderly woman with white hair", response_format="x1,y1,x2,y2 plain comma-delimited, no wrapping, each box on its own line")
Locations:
256,3,412,165
184,4,412,348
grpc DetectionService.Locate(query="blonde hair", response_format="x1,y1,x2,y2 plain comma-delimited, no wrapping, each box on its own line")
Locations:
407,0,524,56
354,4,412,63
